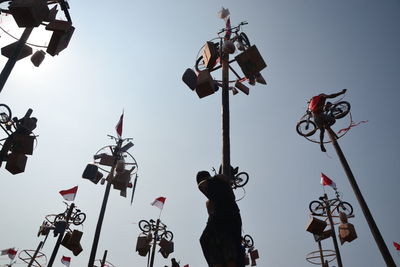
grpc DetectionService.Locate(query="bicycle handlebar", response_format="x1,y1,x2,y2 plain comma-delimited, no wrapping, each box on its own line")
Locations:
218,21,248,35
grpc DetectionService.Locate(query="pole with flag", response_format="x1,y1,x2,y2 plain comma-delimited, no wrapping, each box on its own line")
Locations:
115,112,124,139
61,256,71,267
59,186,78,202
48,187,77,267
320,173,336,189
151,196,166,219
394,241,400,251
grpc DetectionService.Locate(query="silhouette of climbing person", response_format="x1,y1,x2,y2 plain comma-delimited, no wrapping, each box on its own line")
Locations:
309,89,346,152
197,171,245,267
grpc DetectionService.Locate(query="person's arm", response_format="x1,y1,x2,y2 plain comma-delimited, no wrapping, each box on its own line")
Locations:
325,89,347,99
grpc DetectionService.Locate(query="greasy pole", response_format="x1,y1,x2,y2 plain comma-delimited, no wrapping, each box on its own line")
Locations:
221,39,231,179
326,127,396,267
48,203,75,267
149,219,160,267
323,194,343,267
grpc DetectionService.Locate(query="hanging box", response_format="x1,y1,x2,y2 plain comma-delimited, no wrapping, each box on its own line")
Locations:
46,20,75,56
250,249,259,260
305,217,327,235
99,154,115,166
235,45,266,77
136,236,151,256
195,69,215,98
1,42,33,60
182,68,197,90
12,134,34,155
113,171,130,190
9,0,49,28
339,223,357,244
202,41,218,69
5,153,27,174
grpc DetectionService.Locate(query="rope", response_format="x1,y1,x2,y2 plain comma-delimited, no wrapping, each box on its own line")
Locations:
0,25,48,49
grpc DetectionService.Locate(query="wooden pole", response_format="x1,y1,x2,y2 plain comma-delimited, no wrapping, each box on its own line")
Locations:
327,127,395,266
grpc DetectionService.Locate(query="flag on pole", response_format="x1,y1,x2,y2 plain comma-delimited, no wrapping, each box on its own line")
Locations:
59,186,78,201
7,248,17,260
61,256,71,266
184,265,189,267
151,197,166,210
115,112,124,138
320,173,336,189
0,248,12,256
394,241,400,251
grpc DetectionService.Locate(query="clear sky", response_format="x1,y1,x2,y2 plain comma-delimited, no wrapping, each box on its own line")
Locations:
0,0,400,266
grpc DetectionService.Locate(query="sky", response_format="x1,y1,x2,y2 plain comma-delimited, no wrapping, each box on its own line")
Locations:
0,0,400,266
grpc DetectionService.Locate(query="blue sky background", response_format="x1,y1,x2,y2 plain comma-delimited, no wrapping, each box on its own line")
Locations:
0,0,400,266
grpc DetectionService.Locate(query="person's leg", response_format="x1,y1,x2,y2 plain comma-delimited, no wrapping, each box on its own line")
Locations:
319,127,326,152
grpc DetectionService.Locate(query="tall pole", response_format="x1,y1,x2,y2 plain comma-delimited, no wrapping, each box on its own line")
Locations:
0,27,33,94
101,250,108,267
48,203,75,267
317,240,325,266
322,194,343,267
326,127,395,266
221,39,231,178
88,178,112,267
149,219,160,267
88,139,122,267
27,241,44,267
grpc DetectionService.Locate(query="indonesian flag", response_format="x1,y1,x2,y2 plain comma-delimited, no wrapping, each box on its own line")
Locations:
184,265,189,267
320,173,336,189
59,186,78,201
115,113,124,138
394,241,400,251
151,197,166,210
6,248,17,259
61,256,71,266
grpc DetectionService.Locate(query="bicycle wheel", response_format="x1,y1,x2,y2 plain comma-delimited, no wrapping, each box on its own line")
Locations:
331,101,351,119
234,172,249,188
161,230,174,241
0,104,11,124
72,212,86,225
337,201,353,216
296,120,317,137
309,200,325,215
239,32,251,49
138,220,151,233
243,234,254,248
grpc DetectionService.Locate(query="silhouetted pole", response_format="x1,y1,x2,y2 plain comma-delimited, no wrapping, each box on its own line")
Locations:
27,241,43,267
317,240,324,266
149,219,160,267
221,39,231,178
322,194,343,267
48,203,75,267
101,250,108,267
88,139,122,267
0,27,33,94
326,127,395,266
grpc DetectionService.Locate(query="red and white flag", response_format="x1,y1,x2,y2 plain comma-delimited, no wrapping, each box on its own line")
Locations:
115,113,124,138
320,173,336,189
61,256,71,266
151,197,166,210
59,186,78,201
6,248,16,260
394,241,400,251
184,265,189,267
